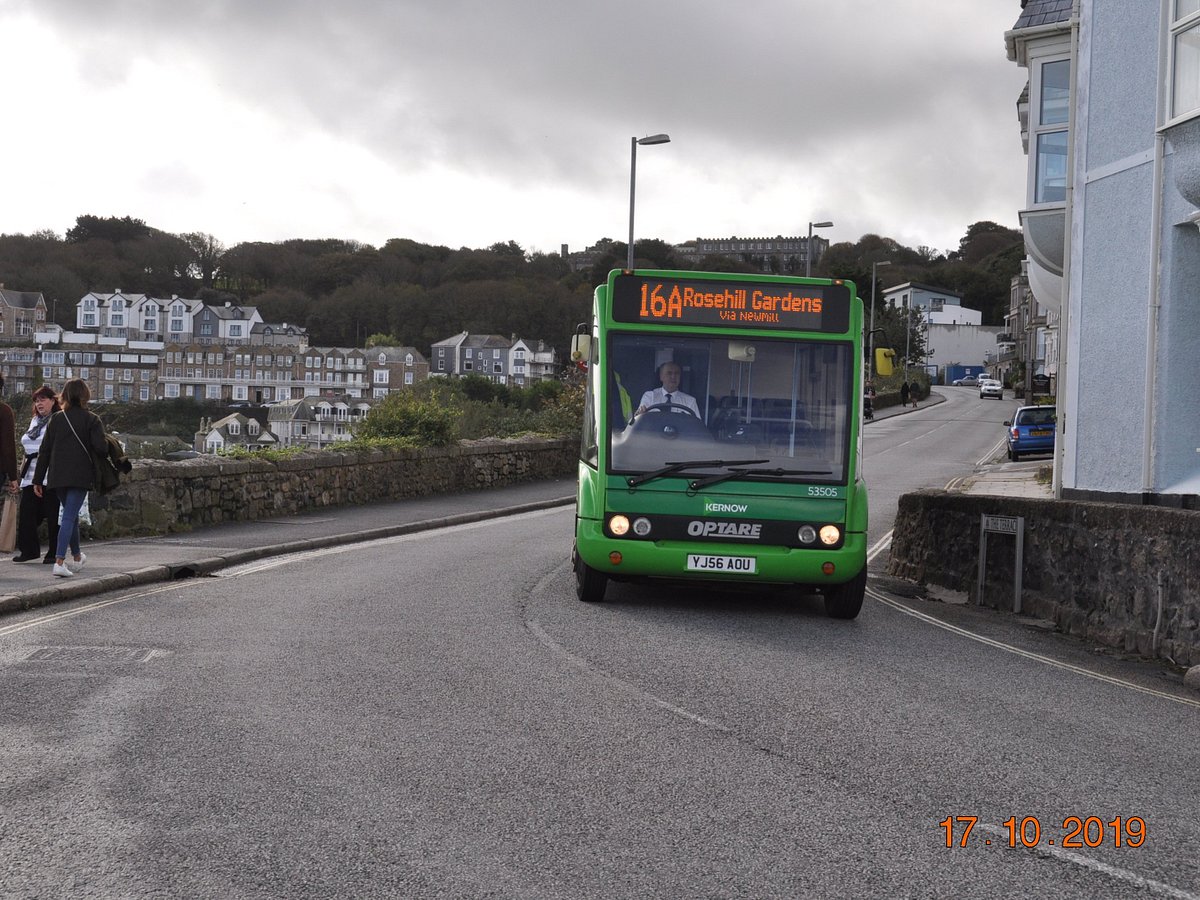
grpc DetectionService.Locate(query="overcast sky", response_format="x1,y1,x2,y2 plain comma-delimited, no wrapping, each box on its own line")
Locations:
1,0,1030,258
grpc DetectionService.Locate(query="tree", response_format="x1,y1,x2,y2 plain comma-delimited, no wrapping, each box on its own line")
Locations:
181,232,225,289
65,215,151,244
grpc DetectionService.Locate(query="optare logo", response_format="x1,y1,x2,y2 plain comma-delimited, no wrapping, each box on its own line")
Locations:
687,520,762,540
704,501,748,514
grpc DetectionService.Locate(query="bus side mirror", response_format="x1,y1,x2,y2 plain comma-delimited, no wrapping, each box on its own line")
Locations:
875,348,895,377
571,334,592,363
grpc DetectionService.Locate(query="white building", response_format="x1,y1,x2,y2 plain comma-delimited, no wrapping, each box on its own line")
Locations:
1006,0,1200,504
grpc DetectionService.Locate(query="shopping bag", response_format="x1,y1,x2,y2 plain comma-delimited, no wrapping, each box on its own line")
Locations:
0,494,17,553
58,494,92,527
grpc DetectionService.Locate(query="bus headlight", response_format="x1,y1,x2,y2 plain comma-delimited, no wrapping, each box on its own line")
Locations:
819,525,841,546
609,515,630,536
798,525,817,544
632,517,652,537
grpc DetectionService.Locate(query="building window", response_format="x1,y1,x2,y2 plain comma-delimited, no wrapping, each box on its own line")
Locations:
1173,1,1200,119
165,383,180,398
1033,57,1070,204
374,370,388,384
405,371,413,385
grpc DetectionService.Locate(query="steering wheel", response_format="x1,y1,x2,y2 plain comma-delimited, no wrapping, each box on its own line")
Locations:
640,401,701,420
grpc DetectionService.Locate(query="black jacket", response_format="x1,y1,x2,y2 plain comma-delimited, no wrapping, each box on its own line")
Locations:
32,408,107,491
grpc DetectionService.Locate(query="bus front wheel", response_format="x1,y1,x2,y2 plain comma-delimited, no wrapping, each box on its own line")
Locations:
573,544,608,603
823,567,866,620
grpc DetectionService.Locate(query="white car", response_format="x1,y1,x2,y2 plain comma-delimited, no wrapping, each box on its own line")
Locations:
979,379,1004,399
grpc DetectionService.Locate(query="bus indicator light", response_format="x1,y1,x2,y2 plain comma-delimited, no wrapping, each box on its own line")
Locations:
822,562,836,575
608,551,623,565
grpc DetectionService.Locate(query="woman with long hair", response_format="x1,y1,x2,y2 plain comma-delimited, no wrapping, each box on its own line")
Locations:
32,379,106,577
13,385,62,563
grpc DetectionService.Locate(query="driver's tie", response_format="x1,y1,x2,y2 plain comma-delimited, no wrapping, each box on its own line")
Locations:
665,393,672,405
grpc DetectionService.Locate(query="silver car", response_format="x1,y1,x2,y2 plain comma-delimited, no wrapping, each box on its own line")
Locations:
979,379,1004,399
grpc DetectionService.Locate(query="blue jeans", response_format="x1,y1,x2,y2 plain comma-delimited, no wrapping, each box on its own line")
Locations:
55,487,86,560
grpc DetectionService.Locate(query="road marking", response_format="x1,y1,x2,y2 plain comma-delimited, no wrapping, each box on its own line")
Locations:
975,824,1200,900
0,583,183,637
867,586,1200,710
526,618,732,734
866,530,1200,709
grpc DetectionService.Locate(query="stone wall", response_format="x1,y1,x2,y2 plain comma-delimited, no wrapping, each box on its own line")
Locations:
888,490,1200,667
88,437,577,537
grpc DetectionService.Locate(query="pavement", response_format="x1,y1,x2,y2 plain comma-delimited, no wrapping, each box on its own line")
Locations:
2,392,1048,613
1,477,579,615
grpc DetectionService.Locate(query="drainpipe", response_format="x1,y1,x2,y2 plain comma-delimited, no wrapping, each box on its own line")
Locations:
1141,132,1165,503
1054,0,1082,499
1141,2,1171,502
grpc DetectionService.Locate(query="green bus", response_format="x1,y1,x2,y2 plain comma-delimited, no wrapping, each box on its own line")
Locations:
571,268,869,618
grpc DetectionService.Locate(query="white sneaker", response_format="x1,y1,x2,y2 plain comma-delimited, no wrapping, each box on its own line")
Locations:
52,563,74,578
67,553,87,572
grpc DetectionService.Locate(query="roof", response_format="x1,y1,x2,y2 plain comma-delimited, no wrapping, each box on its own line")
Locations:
0,289,46,310
461,333,512,350
1013,0,1072,29
204,304,259,321
368,345,427,363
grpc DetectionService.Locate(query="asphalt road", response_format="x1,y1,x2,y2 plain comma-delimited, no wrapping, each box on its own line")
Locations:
2,390,1197,898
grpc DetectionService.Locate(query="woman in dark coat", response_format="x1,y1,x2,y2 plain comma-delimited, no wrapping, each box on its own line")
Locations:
32,379,106,578
13,385,61,563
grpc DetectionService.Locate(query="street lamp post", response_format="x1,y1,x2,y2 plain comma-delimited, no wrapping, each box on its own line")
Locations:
627,133,671,270
806,221,833,277
904,293,911,382
868,260,891,377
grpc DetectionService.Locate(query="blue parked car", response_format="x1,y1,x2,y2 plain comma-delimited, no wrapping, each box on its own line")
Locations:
1006,405,1056,460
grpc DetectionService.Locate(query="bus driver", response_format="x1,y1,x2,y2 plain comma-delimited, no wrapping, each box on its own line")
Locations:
634,361,701,419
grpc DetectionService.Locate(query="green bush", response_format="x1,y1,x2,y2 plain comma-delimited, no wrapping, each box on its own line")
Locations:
355,386,460,446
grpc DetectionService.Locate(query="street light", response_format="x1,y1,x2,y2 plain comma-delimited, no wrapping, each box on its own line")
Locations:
806,221,833,277
904,292,911,382
627,133,671,270
868,260,891,377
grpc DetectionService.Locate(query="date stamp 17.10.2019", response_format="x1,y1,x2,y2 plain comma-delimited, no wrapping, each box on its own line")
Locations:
941,815,1147,849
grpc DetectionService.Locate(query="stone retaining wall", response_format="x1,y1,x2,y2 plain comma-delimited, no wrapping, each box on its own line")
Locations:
888,490,1200,667
88,437,578,537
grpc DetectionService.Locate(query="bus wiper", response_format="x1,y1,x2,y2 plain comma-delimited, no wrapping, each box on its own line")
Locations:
687,465,832,491
626,459,769,488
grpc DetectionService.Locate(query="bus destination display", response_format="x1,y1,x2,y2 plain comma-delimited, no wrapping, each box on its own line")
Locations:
610,274,851,333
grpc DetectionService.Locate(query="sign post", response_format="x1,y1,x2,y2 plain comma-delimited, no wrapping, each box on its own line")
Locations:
977,514,1025,613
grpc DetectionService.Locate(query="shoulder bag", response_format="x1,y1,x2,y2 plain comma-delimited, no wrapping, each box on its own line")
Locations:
64,411,121,495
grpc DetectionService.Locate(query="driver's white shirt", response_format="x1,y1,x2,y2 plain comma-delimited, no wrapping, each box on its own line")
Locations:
637,387,700,417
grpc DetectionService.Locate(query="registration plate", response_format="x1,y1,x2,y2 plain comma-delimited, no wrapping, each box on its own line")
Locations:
1029,429,1051,436
686,554,757,574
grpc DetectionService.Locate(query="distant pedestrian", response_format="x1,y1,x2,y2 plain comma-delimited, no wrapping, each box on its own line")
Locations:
899,380,910,408
910,382,920,408
32,379,107,578
13,386,61,563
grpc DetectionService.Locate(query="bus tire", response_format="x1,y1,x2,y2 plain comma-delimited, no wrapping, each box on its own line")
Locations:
573,544,608,603
823,567,866,620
